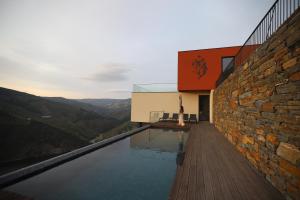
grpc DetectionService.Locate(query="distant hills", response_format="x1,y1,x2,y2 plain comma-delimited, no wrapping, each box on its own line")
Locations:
0,87,131,174
0,111,88,162
47,97,131,121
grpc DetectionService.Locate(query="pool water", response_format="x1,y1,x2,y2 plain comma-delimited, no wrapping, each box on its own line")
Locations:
4,128,189,200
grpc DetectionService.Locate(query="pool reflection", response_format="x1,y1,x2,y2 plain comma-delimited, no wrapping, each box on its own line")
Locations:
130,129,189,153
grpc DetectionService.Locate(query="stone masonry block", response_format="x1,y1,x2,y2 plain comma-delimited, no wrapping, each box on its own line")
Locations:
277,142,300,166
282,58,298,70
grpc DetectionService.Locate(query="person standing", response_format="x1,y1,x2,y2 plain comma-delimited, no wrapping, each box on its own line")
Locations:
178,95,185,126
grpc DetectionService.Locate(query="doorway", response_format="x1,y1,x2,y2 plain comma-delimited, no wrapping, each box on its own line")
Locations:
199,95,210,121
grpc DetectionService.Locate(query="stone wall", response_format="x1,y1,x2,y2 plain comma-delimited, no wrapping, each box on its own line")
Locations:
213,9,300,200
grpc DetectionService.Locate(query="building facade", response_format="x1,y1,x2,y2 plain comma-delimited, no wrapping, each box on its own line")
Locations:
131,46,241,123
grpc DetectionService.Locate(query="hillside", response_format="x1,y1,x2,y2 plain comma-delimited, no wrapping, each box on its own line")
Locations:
92,121,137,143
44,97,108,116
0,87,120,141
0,87,131,174
0,111,88,174
76,98,131,121
45,97,131,121
0,111,88,160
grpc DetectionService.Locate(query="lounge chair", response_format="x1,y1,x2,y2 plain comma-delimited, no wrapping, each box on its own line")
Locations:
171,113,179,121
189,114,198,123
183,114,189,122
159,113,169,121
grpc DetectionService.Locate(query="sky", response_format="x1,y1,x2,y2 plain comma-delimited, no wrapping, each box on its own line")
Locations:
0,0,275,99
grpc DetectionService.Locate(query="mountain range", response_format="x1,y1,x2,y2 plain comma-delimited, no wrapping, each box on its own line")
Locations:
0,87,131,174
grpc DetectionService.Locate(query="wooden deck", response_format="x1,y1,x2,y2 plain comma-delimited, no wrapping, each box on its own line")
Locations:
169,122,284,200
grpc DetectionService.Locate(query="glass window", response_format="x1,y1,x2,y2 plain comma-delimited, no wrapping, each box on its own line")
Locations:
222,57,234,72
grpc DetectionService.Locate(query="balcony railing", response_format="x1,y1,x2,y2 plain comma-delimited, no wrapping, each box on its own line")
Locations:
217,0,300,86
149,111,164,123
133,83,177,93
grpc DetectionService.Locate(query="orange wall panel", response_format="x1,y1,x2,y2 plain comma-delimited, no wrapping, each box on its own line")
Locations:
178,46,241,91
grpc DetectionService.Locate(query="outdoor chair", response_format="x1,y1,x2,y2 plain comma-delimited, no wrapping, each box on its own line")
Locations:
189,114,198,123
159,113,169,121
183,114,189,122
171,113,179,122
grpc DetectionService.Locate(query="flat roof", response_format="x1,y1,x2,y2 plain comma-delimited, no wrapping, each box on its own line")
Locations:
178,45,242,53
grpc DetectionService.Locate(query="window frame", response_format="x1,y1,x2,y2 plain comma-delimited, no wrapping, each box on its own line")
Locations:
221,56,235,72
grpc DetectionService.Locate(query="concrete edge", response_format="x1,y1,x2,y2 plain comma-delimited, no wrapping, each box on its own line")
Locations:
0,125,150,189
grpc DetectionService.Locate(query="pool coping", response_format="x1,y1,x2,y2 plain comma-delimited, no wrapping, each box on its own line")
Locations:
0,125,150,189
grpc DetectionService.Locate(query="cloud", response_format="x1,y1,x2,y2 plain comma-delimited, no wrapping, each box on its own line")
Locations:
0,55,21,71
83,64,131,82
106,88,131,93
0,0,274,99
0,55,35,77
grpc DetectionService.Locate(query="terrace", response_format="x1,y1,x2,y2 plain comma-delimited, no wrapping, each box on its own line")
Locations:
169,122,283,200
0,0,299,199
131,0,300,199
0,123,284,200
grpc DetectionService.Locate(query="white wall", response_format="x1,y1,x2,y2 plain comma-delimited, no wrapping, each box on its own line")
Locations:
131,91,210,123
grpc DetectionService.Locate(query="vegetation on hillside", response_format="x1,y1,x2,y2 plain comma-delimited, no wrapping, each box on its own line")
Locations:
0,87,131,174
75,98,131,121
92,121,137,143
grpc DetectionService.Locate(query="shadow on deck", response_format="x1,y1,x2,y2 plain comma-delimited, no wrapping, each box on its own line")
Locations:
169,122,284,200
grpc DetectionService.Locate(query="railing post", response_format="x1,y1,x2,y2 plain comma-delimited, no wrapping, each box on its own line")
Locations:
216,0,299,86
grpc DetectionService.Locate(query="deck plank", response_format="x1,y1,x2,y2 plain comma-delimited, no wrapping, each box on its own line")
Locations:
175,126,195,200
186,126,197,200
169,122,284,200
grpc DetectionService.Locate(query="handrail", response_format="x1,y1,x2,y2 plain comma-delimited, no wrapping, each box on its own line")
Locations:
133,83,177,93
217,0,300,86
149,111,164,123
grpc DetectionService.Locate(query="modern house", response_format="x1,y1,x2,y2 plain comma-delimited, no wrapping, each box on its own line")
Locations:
131,46,240,123
0,1,298,200
130,1,300,198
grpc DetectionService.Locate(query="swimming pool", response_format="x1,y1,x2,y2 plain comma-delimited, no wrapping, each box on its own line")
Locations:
3,128,189,200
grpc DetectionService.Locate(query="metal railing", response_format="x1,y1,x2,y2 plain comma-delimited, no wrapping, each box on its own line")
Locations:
217,0,300,85
149,111,164,123
133,83,177,93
